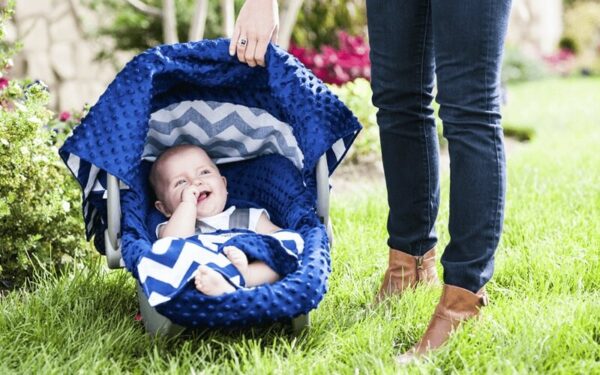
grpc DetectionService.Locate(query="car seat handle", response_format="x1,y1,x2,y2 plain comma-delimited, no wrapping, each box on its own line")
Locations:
105,173,124,268
316,155,332,245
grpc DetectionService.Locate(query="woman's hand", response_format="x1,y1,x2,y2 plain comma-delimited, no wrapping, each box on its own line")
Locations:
229,0,279,67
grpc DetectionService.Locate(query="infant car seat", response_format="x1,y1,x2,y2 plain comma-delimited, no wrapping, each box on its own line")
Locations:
60,39,361,335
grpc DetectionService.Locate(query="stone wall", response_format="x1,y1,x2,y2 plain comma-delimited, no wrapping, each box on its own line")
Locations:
6,0,130,111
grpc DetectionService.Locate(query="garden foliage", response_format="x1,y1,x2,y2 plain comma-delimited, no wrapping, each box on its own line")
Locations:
292,0,366,49
502,46,550,83
85,0,244,54
290,31,370,85
85,0,368,58
330,78,448,163
329,78,378,162
562,1,600,74
0,2,89,288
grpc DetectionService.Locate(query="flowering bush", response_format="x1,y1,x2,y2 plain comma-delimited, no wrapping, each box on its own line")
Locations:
290,31,370,85
543,48,577,76
0,1,89,289
47,106,89,147
292,0,367,50
87,0,245,57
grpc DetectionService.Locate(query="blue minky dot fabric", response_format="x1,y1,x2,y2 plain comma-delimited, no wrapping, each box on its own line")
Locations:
59,39,361,327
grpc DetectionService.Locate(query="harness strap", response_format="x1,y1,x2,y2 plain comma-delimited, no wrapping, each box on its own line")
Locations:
228,208,250,230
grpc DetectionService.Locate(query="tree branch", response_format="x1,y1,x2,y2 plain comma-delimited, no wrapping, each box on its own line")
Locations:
162,0,178,43
279,0,303,50
125,0,162,17
221,0,234,37
188,0,209,41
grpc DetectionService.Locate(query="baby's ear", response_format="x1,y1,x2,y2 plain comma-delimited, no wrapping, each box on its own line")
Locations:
222,176,227,188
155,201,171,217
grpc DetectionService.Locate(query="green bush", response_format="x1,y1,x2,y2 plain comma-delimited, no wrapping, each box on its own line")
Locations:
563,0,600,7
292,0,366,49
0,2,89,289
329,79,379,162
563,1,600,74
502,46,550,83
86,0,368,53
85,0,244,55
330,78,449,163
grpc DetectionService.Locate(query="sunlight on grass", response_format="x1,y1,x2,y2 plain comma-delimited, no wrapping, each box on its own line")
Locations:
1,77,599,373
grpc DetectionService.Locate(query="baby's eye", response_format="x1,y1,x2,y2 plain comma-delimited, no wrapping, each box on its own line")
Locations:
174,179,187,187
200,169,211,175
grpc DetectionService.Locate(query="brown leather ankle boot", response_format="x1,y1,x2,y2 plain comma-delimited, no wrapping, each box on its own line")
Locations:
374,247,438,303
396,284,488,364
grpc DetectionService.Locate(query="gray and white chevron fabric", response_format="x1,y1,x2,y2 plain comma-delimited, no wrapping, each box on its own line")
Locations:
142,100,304,169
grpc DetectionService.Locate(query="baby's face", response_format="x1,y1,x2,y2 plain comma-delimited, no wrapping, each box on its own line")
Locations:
155,147,228,219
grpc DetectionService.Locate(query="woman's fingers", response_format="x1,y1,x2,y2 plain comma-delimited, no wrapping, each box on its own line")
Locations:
271,23,279,44
229,0,279,67
236,35,249,64
254,37,269,67
233,33,265,67
229,26,241,56
244,37,259,67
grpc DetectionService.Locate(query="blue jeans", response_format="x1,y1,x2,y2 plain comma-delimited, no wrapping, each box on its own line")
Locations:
366,0,511,292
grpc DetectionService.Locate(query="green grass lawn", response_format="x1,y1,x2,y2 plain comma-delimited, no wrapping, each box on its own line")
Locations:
1,77,599,374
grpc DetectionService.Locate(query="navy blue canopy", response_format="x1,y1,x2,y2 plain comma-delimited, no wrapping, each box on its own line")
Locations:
59,39,361,327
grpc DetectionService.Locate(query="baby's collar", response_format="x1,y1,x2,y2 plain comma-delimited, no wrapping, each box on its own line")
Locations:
196,205,236,230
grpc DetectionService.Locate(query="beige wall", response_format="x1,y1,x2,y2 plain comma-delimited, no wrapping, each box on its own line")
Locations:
7,0,131,111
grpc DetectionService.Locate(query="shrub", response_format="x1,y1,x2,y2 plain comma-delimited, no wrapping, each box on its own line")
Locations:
563,0,600,8
85,0,244,55
543,48,577,76
290,31,370,85
563,1,600,75
329,78,378,163
292,0,366,49
47,106,90,147
502,46,550,83
0,1,89,289
331,79,448,163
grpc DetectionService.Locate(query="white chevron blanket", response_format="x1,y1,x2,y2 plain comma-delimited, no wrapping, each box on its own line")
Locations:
137,229,304,306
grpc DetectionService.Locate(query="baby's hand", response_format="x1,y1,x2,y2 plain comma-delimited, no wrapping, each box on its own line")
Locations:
181,185,201,205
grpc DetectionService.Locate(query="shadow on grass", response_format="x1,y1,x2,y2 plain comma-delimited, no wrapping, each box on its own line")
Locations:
503,123,535,141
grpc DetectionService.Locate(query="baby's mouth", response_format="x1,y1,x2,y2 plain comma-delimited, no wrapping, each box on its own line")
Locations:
197,191,210,204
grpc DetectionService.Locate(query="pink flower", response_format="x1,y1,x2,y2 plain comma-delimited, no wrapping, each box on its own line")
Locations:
59,111,71,122
543,48,577,75
0,77,8,90
289,31,371,85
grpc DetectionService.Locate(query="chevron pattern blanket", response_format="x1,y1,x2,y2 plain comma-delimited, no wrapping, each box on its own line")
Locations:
138,229,304,307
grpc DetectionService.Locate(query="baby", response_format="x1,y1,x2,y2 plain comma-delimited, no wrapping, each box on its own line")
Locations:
149,144,281,296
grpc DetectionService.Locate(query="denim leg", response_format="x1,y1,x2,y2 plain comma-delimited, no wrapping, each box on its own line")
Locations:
366,0,439,256
431,0,511,292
